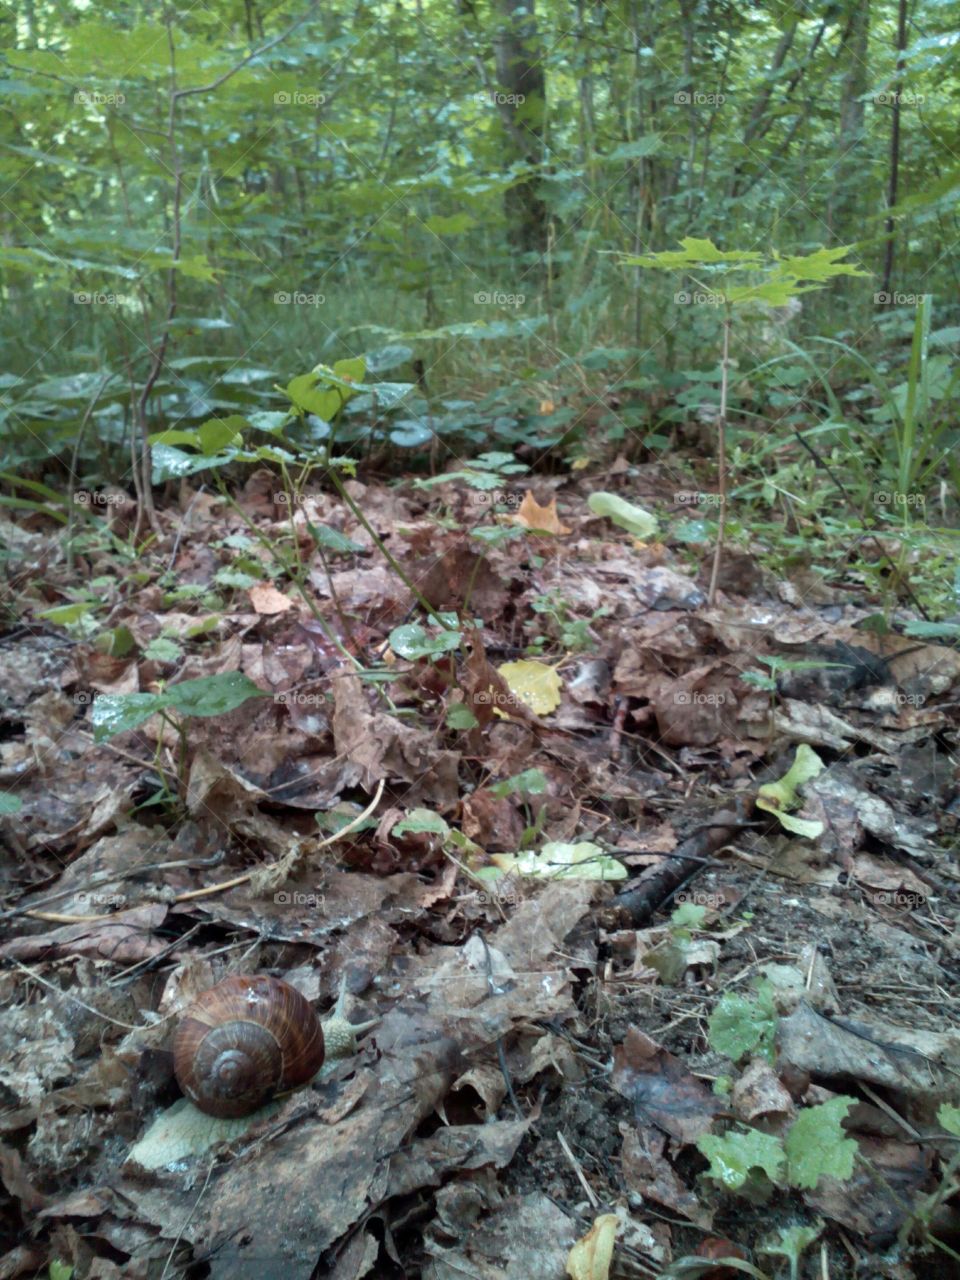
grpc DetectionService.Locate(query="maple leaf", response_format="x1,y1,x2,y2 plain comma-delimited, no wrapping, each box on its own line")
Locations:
512,491,571,534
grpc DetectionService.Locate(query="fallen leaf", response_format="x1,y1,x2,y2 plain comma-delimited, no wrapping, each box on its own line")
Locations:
512,491,571,534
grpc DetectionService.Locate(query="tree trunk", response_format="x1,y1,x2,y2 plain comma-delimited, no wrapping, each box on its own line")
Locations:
881,0,907,297
493,0,549,264
828,0,870,240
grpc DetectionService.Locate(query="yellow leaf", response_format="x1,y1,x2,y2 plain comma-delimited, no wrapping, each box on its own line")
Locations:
498,659,562,716
566,1214,619,1280
539,399,555,414
512,491,571,534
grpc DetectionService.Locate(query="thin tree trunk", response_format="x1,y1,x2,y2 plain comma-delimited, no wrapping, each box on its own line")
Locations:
493,0,549,264
881,0,907,296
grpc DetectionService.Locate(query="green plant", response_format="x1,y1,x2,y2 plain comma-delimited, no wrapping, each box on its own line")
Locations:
618,240,869,603
526,590,607,654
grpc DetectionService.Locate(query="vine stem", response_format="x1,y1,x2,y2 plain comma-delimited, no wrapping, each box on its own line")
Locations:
706,310,730,605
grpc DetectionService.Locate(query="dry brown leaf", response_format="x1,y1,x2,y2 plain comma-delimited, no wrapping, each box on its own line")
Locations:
512,491,571,534
247,582,295,615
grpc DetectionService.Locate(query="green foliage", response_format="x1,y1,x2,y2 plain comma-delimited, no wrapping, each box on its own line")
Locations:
389,617,462,659
783,1097,857,1189
91,672,267,742
698,1125,786,1190
758,1223,823,1280
699,1097,858,1198
708,979,778,1063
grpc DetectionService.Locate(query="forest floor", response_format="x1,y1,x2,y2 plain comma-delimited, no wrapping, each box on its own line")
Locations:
0,453,958,1280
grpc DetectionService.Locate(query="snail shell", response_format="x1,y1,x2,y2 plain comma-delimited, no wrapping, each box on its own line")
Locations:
173,975,325,1118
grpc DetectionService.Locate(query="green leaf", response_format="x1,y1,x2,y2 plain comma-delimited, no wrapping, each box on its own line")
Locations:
145,636,182,662
285,373,341,421
198,416,246,454
95,626,136,658
446,704,479,730
39,602,97,626
424,212,475,235
0,794,23,814
587,492,659,538
784,1097,857,1189
938,1103,960,1137
708,979,778,1063
492,841,627,881
489,768,548,798
151,444,237,482
698,1126,786,1190
308,523,364,554
389,623,462,659
392,808,450,837
759,1223,823,1274
164,672,267,718
757,744,825,838
91,691,164,741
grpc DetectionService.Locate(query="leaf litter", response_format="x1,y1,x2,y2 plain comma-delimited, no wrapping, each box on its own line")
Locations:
0,459,957,1278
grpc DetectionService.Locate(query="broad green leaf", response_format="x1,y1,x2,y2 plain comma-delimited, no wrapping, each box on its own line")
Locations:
198,417,246,454
91,692,164,741
164,672,267,718
145,637,182,663
392,809,450,837
708,980,778,1062
698,1127,786,1189
498,660,562,716
489,768,548,798
0,795,23,814
389,623,462,659
757,744,825,838
39,602,97,626
784,1097,857,1189
587,492,659,539
285,373,341,421
308,523,364,554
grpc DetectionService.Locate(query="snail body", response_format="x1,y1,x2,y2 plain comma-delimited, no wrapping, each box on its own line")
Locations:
173,975,324,1118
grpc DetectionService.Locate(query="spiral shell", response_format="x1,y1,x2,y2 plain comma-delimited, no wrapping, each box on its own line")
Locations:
173,975,325,1118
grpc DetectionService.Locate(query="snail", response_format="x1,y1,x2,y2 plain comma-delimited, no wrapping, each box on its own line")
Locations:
174,974,325,1118
174,973,378,1118
127,971,376,1167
